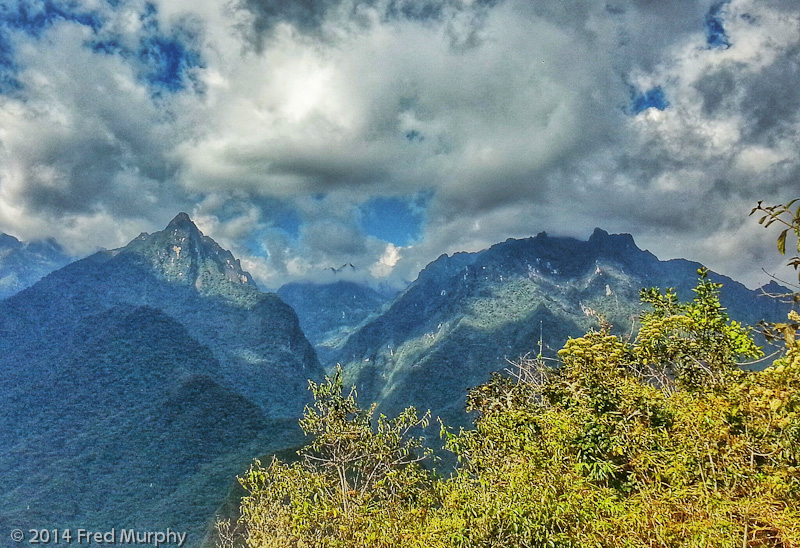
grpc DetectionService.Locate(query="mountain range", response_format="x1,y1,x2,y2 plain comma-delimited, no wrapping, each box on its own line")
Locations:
0,214,321,544
329,229,790,425
0,218,792,546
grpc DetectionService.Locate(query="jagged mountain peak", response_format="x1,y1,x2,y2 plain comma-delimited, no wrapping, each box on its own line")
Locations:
589,227,610,240
167,211,194,228
164,212,207,242
415,229,654,288
588,227,637,249
163,212,205,243
119,213,258,299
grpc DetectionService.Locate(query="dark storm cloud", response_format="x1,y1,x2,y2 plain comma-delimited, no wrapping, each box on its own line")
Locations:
19,137,150,215
740,47,800,144
520,0,710,71
694,66,740,116
235,0,501,48
254,154,391,189
237,0,500,32
237,0,330,40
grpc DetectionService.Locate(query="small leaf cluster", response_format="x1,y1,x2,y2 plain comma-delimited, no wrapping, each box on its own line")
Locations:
635,268,761,390
751,199,800,286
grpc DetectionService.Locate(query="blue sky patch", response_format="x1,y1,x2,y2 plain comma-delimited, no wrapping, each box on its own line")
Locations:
275,210,301,240
0,28,13,65
0,71,21,94
0,0,101,93
705,1,731,49
139,36,201,93
359,195,429,246
0,1,100,37
0,0,203,97
631,86,668,114
243,230,270,258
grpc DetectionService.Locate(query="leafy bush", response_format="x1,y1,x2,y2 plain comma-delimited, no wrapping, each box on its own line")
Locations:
225,270,800,548
228,367,436,548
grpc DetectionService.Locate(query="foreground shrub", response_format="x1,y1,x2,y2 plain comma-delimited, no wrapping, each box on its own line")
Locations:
224,276,800,548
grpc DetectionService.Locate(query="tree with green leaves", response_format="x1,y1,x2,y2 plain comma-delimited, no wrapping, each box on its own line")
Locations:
231,367,436,548
635,268,762,390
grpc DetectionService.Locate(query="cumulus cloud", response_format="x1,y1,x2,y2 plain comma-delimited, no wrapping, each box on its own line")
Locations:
0,0,797,289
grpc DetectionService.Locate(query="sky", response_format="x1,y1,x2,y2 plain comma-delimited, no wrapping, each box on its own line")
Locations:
0,0,798,291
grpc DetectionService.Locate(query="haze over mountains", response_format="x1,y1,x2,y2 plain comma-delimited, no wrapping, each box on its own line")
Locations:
277,281,389,364
0,215,791,546
0,233,70,299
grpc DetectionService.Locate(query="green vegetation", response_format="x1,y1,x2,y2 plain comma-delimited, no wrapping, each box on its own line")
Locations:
224,369,436,548
222,278,800,547
335,228,789,435
751,199,800,287
220,203,800,547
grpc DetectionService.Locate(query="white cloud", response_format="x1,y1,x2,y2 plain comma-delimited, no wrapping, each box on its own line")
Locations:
371,242,401,278
0,0,798,290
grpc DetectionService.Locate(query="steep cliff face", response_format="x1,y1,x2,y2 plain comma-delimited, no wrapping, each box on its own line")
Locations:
123,212,257,297
337,229,790,425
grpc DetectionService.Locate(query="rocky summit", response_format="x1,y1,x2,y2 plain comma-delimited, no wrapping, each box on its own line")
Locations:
123,212,257,298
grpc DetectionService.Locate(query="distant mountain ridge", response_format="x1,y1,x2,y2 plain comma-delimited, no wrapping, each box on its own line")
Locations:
0,232,71,299
335,228,791,425
277,280,388,363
